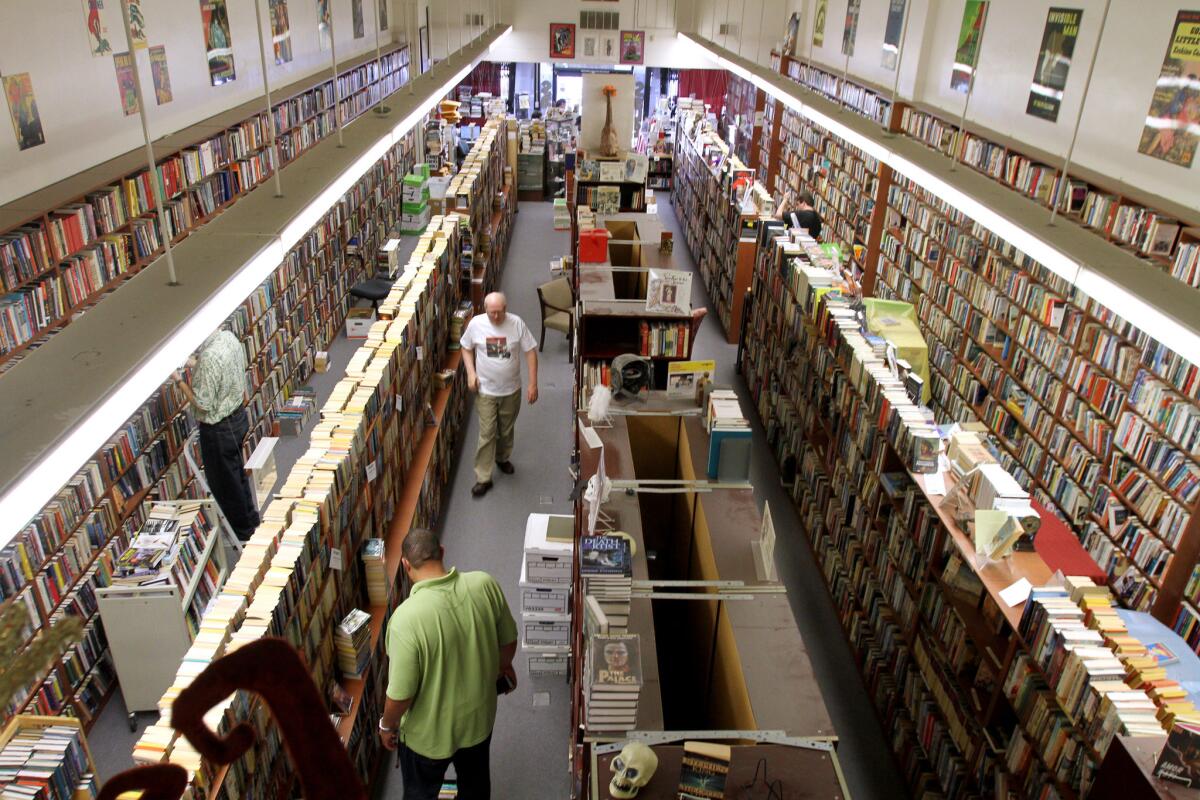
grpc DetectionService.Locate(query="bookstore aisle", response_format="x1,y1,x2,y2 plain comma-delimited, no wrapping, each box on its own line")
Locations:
374,200,574,798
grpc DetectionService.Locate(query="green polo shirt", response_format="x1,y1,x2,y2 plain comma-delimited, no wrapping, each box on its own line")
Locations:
386,568,518,759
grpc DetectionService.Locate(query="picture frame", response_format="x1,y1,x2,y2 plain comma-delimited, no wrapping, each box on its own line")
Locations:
619,30,644,64
603,35,615,59
550,23,576,59
583,36,596,57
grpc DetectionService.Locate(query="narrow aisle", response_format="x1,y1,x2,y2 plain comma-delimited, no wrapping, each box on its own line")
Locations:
375,200,574,798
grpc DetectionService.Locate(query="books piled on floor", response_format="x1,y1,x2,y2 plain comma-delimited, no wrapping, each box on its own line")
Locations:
362,538,388,606
521,514,574,674
584,633,642,731
553,198,571,230
0,721,97,800
580,535,632,632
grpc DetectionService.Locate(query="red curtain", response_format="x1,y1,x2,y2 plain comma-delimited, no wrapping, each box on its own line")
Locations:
677,69,730,117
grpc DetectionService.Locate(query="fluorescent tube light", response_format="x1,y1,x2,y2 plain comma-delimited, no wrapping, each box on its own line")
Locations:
0,27,510,547
1075,267,1200,366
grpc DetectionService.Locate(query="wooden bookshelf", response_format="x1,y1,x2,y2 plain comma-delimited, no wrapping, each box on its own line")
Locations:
0,44,411,373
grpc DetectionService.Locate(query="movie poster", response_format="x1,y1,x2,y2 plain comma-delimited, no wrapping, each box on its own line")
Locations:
82,0,112,57
200,0,236,85
122,0,148,49
1138,10,1200,168
842,0,861,57
950,0,988,93
882,0,907,70
317,0,332,50
1026,8,1082,122
150,45,173,104
620,30,644,64
378,0,387,32
269,0,293,64
812,0,827,47
114,51,139,115
3,73,46,151
352,0,364,39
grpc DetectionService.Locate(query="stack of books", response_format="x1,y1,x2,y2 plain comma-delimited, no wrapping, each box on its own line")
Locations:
580,535,632,633
0,721,97,800
112,502,215,589
361,539,388,607
335,609,373,680
584,633,642,731
277,387,316,436
448,301,473,349
553,198,571,230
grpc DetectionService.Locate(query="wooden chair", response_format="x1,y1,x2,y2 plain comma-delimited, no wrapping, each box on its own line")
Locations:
537,277,574,358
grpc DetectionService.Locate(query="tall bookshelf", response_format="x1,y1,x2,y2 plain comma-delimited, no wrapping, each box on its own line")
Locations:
449,117,517,311
0,120,425,735
130,211,472,799
720,73,764,169
0,44,410,375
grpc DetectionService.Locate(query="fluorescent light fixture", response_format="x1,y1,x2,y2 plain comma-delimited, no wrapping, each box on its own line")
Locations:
681,31,1200,363
0,28,509,547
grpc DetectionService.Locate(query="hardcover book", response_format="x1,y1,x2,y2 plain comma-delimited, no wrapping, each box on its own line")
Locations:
591,634,642,690
677,740,731,799
580,535,632,577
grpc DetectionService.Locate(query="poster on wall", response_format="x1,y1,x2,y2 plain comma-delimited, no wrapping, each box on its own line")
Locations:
550,23,575,59
419,25,430,72
352,0,365,39
122,0,148,49
269,0,293,64
783,13,800,56
812,0,827,47
1025,8,1082,122
950,0,989,93
150,45,173,104
620,31,644,64
3,74,46,151
114,51,139,115
317,0,332,50
881,0,907,70
200,0,236,85
603,35,615,59
378,0,387,32
83,0,113,57
1138,10,1200,168
842,0,861,57
584,36,596,57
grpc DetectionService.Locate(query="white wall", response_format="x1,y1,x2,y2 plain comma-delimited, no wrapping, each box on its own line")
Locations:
0,0,396,205
580,73,635,151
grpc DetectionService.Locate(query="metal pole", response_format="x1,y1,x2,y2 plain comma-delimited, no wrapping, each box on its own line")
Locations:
372,0,387,114
950,0,990,170
118,0,177,284
444,1,450,65
885,0,912,136
252,0,284,196
755,0,765,65
737,0,746,56
723,0,731,48
408,0,416,91
1050,0,1111,225
457,0,462,52
839,44,850,113
330,3,344,147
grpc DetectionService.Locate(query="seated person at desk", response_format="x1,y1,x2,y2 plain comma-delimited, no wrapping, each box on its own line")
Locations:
784,190,823,240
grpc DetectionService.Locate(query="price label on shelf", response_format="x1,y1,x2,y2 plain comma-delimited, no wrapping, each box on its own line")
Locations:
331,548,344,571
366,460,378,482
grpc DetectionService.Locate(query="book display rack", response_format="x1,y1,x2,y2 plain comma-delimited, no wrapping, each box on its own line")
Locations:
0,44,411,374
0,120,425,733
672,110,774,343
131,212,472,798
449,117,517,310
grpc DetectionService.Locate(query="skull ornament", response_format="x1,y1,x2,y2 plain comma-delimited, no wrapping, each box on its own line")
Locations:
609,741,658,799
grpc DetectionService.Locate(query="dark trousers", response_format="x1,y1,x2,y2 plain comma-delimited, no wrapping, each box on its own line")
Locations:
197,408,260,540
398,735,492,800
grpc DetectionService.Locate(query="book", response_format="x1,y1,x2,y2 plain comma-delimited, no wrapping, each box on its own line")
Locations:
1154,721,1200,787
590,634,642,690
1148,641,1180,667
580,535,632,577
677,741,731,799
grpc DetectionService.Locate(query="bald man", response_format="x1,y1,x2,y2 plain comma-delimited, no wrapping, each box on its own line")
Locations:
460,292,539,497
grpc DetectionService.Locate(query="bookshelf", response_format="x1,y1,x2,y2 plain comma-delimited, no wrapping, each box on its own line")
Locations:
0,120,426,735
0,715,98,799
449,117,517,311
0,44,411,375
671,110,774,343
647,154,673,192
720,73,764,170
130,212,473,798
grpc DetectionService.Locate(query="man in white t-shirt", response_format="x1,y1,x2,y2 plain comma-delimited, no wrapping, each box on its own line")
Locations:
460,292,539,497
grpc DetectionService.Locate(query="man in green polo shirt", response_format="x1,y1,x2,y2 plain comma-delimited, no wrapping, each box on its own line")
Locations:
378,528,518,799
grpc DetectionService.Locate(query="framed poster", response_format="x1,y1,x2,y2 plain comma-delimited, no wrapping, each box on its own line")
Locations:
200,0,236,85
812,0,827,47
619,30,644,64
378,0,387,31
882,0,907,70
82,0,112,57
419,25,430,72
842,0,861,57
317,0,331,50
4,73,46,151
950,0,989,93
1138,10,1200,168
1026,8,1082,122
150,45,173,104
114,51,139,115
352,0,365,39
122,0,148,49
583,36,596,57
550,23,575,59
269,0,293,64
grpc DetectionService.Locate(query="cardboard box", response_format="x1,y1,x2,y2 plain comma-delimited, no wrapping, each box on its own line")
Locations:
345,307,376,339
523,514,574,585
527,653,569,675
521,613,571,647
519,560,570,615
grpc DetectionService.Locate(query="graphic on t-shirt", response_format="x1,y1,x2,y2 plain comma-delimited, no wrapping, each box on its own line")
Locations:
485,336,511,359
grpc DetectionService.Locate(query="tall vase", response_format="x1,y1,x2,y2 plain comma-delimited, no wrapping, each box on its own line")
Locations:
600,93,619,157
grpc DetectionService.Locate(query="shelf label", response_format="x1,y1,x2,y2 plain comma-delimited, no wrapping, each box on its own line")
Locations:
366,460,378,482
416,345,425,361
331,548,344,571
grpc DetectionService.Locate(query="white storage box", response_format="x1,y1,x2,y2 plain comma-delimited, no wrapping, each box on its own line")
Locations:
519,560,570,615
527,653,569,675
523,513,574,585
345,307,376,339
521,613,571,648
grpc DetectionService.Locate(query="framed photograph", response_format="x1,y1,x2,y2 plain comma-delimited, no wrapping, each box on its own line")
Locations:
583,36,596,57
603,35,615,59
550,23,575,59
619,30,644,64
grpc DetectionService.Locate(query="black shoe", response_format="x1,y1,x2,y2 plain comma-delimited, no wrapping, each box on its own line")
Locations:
472,481,493,497
496,461,515,474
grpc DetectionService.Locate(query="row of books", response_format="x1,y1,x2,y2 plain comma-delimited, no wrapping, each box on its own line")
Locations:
0,720,97,800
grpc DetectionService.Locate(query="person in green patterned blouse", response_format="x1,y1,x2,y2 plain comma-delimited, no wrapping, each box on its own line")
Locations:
174,328,261,540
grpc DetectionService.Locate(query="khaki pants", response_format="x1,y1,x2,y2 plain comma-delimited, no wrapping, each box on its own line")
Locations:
474,390,522,483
